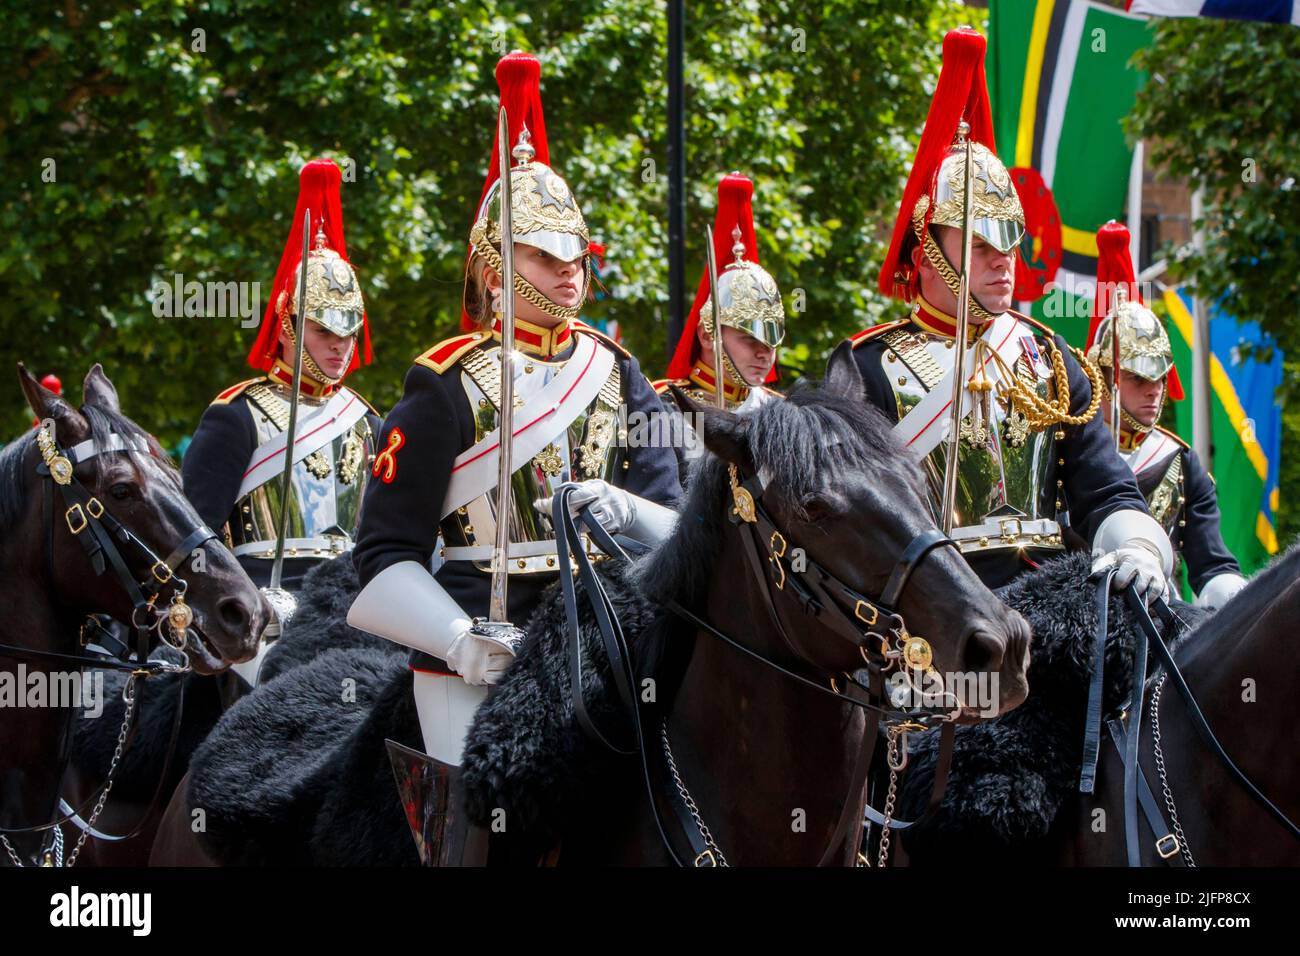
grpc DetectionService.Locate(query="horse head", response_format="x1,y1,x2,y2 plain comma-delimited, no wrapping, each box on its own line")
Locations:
672,342,1030,718
15,362,267,674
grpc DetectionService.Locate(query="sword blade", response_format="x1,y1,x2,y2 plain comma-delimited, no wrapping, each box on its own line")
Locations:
269,208,313,591
489,106,516,623
703,226,725,410
940,137,975,535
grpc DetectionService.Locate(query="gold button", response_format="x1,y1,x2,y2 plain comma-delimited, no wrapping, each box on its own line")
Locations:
525,363,535,374
978,536,988,547
546,557,556,568
1058,458,1065,466
517,559,526,569
898,376,907,386
244,523,253,531
945,340,954,349
623,461,630,470
1056,479,1064,488
242,504,251,513
458,506,468,515
1032,534,1042,544
479,399,489,409
1178,520,1186,527
885,351,896,363
464,525,474,534
289,548,298,556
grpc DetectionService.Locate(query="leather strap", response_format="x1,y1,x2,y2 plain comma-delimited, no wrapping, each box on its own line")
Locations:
862,721,956,830
1106,718,1184,866
1079,568,1117,793
1133,592,1300,844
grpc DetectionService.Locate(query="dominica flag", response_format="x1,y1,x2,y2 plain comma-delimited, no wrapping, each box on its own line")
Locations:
1127,1,1300,25
988,0,1153,346
1163,288,1283,574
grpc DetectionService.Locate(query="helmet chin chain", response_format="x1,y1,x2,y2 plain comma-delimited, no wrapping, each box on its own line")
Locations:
472,224,592,322
919,225,999,324
279,312,354,387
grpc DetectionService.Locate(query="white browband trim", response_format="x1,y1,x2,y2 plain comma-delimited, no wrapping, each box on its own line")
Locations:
66,433,152,463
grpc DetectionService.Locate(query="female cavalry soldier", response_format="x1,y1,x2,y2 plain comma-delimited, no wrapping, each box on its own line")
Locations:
842,28,1172,601
183,158,380,594
1085,222,1246,609
653,173,786,483
347,52,681,865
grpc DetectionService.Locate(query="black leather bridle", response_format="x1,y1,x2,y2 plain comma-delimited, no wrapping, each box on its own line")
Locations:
0,420,218,673
553,462,968,866
0,420,215,857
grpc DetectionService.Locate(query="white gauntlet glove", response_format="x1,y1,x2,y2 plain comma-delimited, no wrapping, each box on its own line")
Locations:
444,630,515,686
1195,572,1247,610
348,560,516,685
1090,510,1174,606
534,479,678,546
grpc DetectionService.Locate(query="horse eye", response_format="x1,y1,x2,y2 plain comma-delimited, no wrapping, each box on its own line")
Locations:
109,482,134,500
800,494,834,523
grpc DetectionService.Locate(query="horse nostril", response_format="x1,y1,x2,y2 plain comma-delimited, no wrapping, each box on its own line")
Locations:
216,596,252,633
962,629,1006,676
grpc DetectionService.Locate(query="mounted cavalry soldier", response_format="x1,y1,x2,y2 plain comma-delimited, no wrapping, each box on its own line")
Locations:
182,159,380,679
843,27,1171,601
655,172,785,413
347,51,681,866
184,159,379,590
654,173,785,483
1085,222,1246,609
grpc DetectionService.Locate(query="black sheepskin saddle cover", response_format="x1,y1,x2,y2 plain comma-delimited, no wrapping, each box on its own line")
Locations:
69,556,390,803
895,551,1201,862
185,559,656,864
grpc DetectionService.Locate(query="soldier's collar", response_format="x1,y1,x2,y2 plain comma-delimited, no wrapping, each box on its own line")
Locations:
268,358,339,398
689,361,747,403
491,315,573,359
911,294,997,341
1118,416,1153,451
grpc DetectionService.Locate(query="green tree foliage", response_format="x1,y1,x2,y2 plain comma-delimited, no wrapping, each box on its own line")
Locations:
1128,17,1300,541
1,0,964,446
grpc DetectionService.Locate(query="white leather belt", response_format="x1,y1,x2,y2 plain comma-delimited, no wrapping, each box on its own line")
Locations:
952,516,1063,555
234,535,354,559
441,535,607,573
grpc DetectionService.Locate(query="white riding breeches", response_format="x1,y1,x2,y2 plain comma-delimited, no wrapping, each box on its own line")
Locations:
412,670,489,766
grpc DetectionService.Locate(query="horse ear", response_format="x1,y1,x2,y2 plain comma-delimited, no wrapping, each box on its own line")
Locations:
83,363,121,413
666,384,756,470
824,340,866,402
17,362,90,445
699,407,755,472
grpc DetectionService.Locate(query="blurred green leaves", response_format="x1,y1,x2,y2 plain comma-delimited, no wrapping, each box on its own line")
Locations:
1,0,967,445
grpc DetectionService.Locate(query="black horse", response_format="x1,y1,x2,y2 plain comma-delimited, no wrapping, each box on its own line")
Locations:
0,364,268,867
150,346,1031,866
1054,544,1300,865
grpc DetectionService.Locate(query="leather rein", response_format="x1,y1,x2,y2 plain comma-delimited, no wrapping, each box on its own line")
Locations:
553,462,966,867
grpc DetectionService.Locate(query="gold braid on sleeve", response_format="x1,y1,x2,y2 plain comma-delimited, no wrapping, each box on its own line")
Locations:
978,336,1104,431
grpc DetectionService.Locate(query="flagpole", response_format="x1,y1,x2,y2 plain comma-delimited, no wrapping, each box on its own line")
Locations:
1190,185,1211,467
1127,141,1144,274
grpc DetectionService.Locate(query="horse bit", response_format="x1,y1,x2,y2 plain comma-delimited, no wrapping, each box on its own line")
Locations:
0,419,217,866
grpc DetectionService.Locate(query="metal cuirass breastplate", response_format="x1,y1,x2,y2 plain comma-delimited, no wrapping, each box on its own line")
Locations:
1125,447,1184,539
439,342,623,574
880,324,1063,557
227,381,375,560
